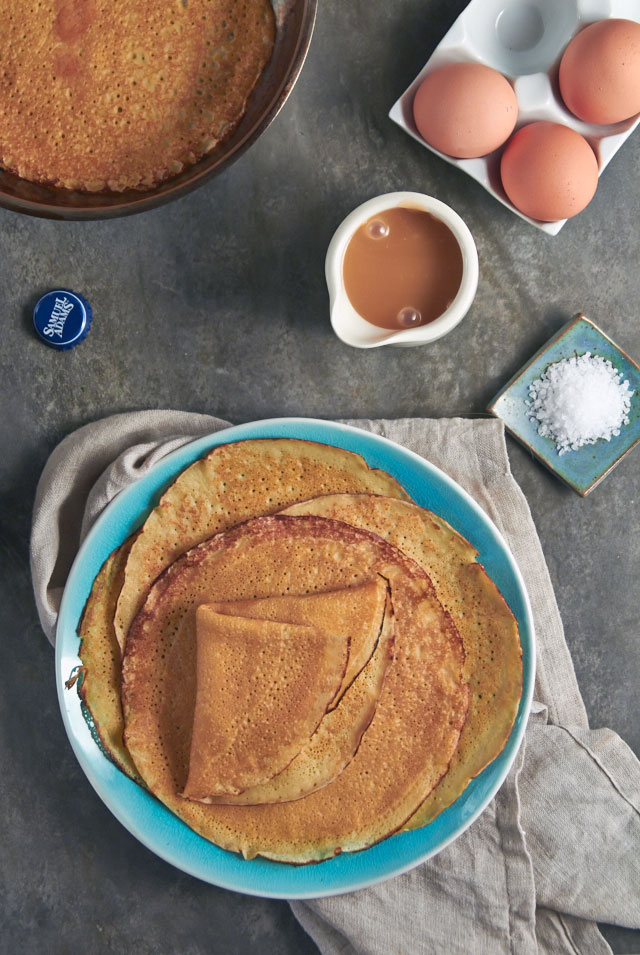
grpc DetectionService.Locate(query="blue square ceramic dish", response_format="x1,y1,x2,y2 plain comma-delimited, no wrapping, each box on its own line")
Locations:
488,315,640,495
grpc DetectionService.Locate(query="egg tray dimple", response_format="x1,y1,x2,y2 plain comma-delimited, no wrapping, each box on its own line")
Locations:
389,0,640,234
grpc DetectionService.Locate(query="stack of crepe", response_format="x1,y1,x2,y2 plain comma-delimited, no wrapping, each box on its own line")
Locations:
74,438,522,863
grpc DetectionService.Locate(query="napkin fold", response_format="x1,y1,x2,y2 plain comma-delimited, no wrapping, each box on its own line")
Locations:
30,411,640,955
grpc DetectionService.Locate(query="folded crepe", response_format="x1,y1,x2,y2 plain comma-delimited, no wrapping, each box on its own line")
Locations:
182,610,350,799
204,576,389,707
202,586,395,806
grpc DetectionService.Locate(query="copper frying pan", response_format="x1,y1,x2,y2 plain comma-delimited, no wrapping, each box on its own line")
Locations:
0,0,317,220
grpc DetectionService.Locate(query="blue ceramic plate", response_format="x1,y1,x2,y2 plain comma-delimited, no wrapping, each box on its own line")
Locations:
56,417,535,899
488,315,640,496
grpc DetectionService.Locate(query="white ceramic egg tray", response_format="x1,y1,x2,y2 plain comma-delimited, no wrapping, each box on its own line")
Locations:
389,0,640,234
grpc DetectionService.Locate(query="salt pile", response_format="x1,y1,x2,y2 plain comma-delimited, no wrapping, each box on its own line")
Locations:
527,353,634,455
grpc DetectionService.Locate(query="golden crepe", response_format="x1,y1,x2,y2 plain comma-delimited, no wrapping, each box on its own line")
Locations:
205,576,389,707
75,537,140,782
72,439,409,781
0,0,275,191
115,439,410,650
122,514,469,863
283,494,523,827
183,611,350,799
202,587,394,806
70,436,523,865
74,560,389,782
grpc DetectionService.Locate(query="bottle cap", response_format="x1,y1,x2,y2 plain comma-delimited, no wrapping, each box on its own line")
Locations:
33,289,93,350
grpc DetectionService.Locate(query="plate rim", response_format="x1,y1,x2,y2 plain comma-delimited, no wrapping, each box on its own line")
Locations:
55,416,535,899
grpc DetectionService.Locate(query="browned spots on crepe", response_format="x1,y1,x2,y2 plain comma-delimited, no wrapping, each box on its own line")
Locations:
54,0,96,43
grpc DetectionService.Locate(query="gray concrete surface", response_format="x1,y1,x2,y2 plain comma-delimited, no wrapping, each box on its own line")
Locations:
1,1,638,952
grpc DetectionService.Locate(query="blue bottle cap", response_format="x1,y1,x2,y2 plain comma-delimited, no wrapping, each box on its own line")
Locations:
33,289,93,350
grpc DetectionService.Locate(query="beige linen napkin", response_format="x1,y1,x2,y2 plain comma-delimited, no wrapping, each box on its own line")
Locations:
30,411,640,955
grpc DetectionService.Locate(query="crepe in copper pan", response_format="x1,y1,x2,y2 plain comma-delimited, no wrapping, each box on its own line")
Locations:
0,0,275,191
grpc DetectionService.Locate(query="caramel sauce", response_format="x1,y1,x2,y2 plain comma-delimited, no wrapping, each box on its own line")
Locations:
342,207,463,330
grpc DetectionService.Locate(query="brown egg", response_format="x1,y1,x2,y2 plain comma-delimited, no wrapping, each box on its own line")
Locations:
412,62,518,159
500,122,599,221
559,18,640,125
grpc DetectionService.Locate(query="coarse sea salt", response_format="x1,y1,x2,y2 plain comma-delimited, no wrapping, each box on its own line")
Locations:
527,352,634,455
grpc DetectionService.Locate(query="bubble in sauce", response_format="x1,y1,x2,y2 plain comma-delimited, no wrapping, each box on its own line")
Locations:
367,219,390,239
397,307,422,328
